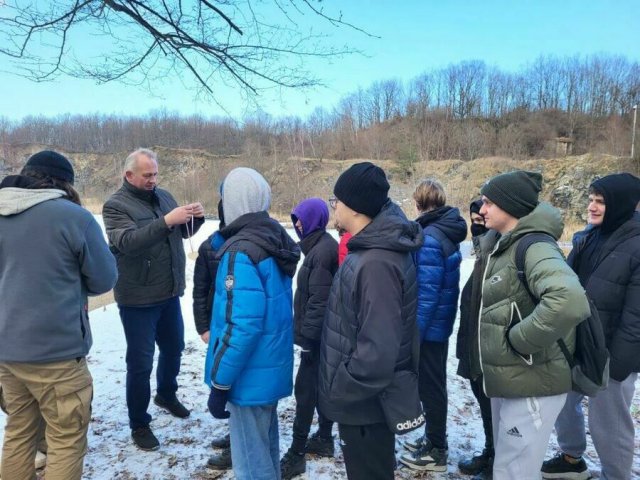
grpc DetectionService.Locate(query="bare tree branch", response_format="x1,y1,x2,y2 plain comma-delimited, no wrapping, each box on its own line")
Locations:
0,0,369,104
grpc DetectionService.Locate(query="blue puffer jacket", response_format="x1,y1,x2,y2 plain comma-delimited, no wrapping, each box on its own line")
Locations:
204,211,301,406
415,206,467,342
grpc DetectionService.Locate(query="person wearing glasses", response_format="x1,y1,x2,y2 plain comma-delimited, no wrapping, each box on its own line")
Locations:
103,148,204,451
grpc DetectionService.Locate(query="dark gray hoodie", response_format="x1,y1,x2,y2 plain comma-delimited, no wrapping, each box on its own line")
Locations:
0,183,117,363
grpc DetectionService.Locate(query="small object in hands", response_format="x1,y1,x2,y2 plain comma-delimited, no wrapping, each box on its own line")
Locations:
208,387,230,419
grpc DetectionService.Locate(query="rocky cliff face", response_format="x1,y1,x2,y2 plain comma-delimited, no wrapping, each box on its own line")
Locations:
1,144,636,234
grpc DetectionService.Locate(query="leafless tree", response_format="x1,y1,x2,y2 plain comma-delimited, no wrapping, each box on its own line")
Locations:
0,0,371,106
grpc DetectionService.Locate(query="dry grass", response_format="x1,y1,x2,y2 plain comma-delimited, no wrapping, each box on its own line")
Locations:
88,291,114,312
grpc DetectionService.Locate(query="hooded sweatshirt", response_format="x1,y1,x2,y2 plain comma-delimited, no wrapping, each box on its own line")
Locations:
0,176,117,363
568,173,640,381
319,200,424,425
204,168,301,405
290,198,338,347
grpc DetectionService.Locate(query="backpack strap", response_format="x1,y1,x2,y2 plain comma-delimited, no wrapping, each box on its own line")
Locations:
514,232,574,367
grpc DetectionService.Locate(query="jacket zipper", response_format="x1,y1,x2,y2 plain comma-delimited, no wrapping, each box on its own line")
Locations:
478,239,501,395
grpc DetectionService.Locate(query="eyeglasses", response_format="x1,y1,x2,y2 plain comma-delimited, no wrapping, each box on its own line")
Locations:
328,197,338,210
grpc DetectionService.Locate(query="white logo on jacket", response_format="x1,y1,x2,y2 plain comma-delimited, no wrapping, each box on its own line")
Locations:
225,275,234,291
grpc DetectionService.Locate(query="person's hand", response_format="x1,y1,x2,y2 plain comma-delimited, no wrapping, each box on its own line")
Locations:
200,331,210,344
189,202,205,218
208,387,230,419
164,205,195,226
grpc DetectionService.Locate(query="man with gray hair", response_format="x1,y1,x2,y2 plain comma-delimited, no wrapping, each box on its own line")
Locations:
103,148,204,450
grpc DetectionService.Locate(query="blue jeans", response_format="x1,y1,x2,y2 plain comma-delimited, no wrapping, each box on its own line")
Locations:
119,296,185,430
228,402,280,480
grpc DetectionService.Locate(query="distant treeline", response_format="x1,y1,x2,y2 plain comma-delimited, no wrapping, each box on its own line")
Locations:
1,54,638,163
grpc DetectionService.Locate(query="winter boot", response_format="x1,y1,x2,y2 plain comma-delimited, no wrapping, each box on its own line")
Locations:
458,447,494,475
280,448,306,479
541,453,590,480
210,433,231,449
304,432,335,457
206,448,232,470
153,394,190,418
131,426,160,451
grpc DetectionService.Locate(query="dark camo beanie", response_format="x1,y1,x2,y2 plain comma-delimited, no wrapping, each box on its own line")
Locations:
333,162,390,218
22,150,75,185
480,170,542,219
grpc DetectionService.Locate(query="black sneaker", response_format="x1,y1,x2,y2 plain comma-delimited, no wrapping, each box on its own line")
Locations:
403,434,426,453
399,439,448,472
131,426,160,451
206,448,232,470
458,448,494,475
154,395,190,418
305,432,335,458
280,449,306,480
541,453,590,480
211,433,231,449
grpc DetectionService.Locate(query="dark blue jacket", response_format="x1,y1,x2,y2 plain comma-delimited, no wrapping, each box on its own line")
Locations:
204,212,300,405
415,206,467,342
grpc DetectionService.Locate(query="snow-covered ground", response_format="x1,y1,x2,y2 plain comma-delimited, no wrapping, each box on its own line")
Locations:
1,219,638,479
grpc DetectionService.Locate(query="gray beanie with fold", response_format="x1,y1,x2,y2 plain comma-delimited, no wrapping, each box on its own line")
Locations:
222,167,271,225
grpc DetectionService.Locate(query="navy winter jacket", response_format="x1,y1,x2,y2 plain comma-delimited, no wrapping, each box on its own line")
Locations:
415,206,467,342
204,211,300,405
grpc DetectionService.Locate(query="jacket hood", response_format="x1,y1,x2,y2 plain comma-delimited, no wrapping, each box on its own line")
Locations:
348,200,424,253
291,197,329,240
416,206,468,245
591,173,640,233
222,168,271,225
0,175,65,216
219,211,301,277
495,202,563,252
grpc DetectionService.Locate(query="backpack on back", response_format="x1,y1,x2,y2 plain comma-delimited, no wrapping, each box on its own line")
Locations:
514,233,609,397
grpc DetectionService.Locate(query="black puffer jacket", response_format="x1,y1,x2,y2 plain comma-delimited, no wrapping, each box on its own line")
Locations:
456,229,500,380
294,230,338,347
103,180,204,305
568,213,640,382
192,231,225,335
318,201,423,425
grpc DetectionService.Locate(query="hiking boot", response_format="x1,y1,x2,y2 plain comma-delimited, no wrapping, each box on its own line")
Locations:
280,448,306,479
403,434,426,452
154,394,191,418
131,426,160,451
305,432,335,457
458,448,494,475
541,453,590,480
210,433,231,449
206,448,232,470
399,439,448,472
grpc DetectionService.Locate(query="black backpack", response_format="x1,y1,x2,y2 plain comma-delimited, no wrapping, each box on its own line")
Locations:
515,233,609,397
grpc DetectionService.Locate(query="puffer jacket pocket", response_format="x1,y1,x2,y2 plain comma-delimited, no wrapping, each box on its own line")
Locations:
508,301,533,366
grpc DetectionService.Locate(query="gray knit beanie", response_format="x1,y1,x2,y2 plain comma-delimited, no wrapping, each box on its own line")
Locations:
480,170,542,219
222,167,271,225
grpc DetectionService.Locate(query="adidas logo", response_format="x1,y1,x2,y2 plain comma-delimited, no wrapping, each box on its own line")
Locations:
506,426,522,438
396,414,426,432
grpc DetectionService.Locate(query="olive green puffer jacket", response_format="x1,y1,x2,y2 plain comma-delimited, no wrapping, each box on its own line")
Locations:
479,202,590,398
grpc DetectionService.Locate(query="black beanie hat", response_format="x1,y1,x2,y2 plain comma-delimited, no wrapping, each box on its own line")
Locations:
469,198,483,216
590,173,640,233
22,150,75,185
480,170,542,219
333,162,390,218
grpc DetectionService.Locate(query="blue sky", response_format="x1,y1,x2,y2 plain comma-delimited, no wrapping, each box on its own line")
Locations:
1,0,639,121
